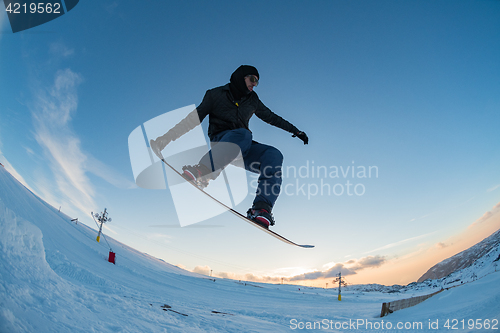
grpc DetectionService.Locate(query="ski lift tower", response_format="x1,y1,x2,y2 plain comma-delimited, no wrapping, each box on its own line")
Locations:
92,208,112,243
333,272,347,301
91,208,116,264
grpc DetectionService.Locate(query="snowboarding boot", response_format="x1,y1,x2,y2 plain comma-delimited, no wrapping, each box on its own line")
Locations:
247,203,275,229
182,164,212,189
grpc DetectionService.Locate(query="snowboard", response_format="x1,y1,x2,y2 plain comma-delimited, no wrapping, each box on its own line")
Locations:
150,141,314,248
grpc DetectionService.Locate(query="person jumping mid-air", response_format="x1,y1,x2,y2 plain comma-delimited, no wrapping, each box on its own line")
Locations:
150,65,308,229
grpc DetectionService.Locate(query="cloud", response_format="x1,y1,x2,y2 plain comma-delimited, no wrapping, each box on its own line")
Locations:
176,264,187,270
49,42,75,58
193,265,211,276
435,242,449,249
363,231,436,254
216,271,233,279
487,184,500,192
33,68,82,127
469,202,500,228
289,255,387,281
30,68,135,217
32,69,96,215
193,267,290,284
86,155,136,190
245,274,282,284
355,255,387,268
23,146,35,156
216,271,282,284
192,256,386,285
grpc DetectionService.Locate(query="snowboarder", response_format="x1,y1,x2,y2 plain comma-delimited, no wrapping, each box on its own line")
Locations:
150,65,308,228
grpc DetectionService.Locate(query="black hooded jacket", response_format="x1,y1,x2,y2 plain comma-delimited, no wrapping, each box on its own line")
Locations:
166,66,299,141
197,84,298,139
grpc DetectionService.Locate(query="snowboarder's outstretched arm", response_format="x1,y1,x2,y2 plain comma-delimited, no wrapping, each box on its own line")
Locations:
255,100,309,145
150,109,200,155
151,91,212,152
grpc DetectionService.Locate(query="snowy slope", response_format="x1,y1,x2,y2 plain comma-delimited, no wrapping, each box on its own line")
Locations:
0,166,499,332
418,229,500,282
342,240,500,296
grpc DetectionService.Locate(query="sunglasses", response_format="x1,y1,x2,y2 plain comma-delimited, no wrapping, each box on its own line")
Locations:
246,75,259,86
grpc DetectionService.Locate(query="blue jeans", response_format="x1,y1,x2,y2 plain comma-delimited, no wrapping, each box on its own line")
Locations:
199,128,283,211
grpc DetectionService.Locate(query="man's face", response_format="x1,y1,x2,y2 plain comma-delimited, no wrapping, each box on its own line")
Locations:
244,75,259,92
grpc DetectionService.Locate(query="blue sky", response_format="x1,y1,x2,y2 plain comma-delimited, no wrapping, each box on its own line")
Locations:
1,0,500,286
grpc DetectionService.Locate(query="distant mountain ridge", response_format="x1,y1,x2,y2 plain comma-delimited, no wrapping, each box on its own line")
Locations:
417,228,500,282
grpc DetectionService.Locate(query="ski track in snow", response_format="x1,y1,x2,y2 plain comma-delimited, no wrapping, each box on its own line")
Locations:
0,167,499,332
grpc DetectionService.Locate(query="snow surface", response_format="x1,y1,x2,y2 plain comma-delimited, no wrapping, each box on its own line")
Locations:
0,166,499,332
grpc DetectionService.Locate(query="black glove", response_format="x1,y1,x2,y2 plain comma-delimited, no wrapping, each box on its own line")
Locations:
150,133,173,160
292,131,309,145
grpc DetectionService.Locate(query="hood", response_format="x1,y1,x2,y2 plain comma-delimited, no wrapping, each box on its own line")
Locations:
229,65,259,100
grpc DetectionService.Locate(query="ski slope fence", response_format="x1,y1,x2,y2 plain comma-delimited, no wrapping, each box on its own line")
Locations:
380,290,444,317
